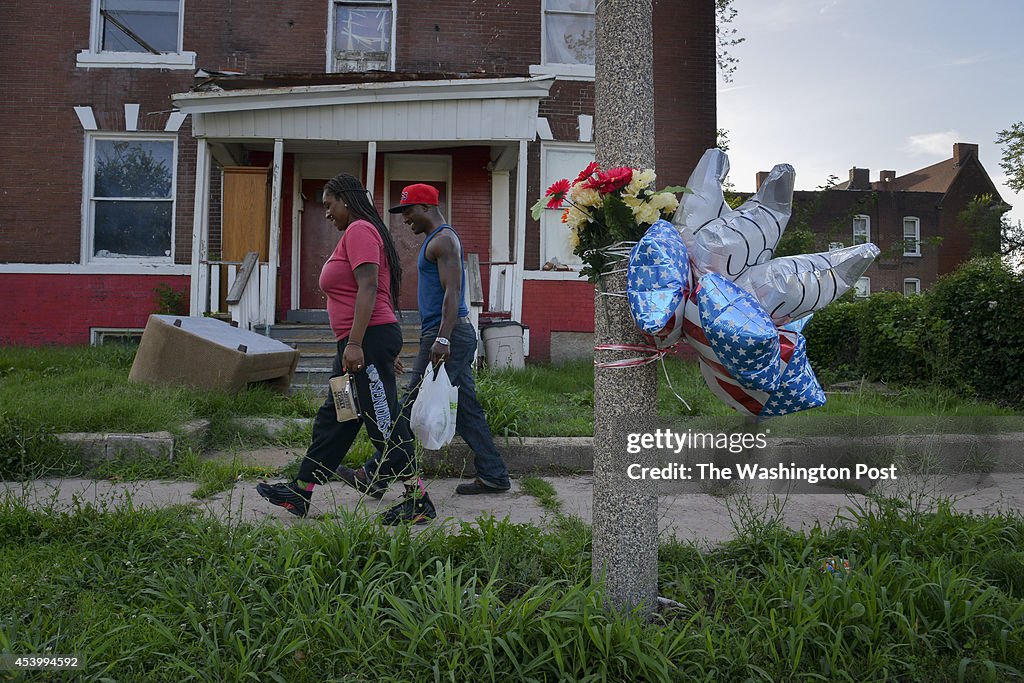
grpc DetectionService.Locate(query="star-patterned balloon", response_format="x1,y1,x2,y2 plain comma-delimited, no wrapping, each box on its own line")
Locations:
625,148,879,418
627,219,690,348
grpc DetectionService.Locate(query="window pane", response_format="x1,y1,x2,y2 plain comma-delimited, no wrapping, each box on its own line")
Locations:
904,280,919,296
101,0,179,52
335,7,392,53
854,277,870,298
94,200,172,257
544,13,595,65
94,140,173,199
903,219,919,253
547,0,595,11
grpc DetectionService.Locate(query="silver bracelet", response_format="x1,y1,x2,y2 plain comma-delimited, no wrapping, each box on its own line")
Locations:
435,336,450,346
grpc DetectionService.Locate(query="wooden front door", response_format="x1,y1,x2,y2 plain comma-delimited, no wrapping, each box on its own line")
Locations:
388,179,448,311
298,179,340,309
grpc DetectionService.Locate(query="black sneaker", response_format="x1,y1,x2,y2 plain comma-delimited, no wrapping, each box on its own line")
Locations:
335,466,387,499
455,478,510,495
381,484,436,526
256,481,311,517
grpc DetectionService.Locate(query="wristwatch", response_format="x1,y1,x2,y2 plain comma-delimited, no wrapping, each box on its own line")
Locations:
435,337,450,346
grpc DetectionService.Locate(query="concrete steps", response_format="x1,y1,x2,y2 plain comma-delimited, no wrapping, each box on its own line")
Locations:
267,311,421,393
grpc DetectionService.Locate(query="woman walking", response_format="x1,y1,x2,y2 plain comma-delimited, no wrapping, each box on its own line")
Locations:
257,172,434,524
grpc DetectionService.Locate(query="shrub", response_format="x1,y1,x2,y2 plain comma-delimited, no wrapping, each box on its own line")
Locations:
804,300,862,383
928,256,1024,408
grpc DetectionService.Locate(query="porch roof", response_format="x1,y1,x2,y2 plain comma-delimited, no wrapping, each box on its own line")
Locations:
171,73,555,143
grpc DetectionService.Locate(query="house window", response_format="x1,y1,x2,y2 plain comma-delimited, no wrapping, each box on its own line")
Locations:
853,214,870,245
539,142,594,269
903,278,921,296
77,0,194,68
91,327,144,346
85,135,177,262
903,217,921,256
532,0,595,78
331,0,394,72
854,277,870,298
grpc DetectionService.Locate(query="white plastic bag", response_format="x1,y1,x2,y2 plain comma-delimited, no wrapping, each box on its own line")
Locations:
410,364,459,449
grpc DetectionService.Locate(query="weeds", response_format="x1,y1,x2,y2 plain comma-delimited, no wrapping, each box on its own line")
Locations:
1,496,1021,681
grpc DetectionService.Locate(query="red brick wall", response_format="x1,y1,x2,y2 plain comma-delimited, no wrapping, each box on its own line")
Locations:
521,279,595,362
396,0,539,74
937,159,1002,275
0,274,188,345
789,190,942,292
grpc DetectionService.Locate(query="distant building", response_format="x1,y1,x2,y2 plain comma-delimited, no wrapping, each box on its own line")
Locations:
0,0,717,361
759,142,1004,297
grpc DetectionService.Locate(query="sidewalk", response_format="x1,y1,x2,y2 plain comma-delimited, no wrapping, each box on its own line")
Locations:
5,448,1023,545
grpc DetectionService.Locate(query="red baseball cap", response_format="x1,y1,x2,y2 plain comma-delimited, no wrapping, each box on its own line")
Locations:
388,183,439,213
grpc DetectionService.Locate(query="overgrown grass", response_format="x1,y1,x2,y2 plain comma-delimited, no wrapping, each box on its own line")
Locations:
0,495,1021,681
520,475,562,513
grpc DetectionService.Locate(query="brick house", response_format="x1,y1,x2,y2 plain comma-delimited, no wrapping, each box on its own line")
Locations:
0,0,716,361
763,142,1003,297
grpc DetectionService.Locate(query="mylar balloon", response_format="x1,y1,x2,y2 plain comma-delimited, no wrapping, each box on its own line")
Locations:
627,220,691,347
677,162,796,281
735,243,881,325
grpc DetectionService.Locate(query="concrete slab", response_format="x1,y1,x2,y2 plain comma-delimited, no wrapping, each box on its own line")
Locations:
5,472,1023,547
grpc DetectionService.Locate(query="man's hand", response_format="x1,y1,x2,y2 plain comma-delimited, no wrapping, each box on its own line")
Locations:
430,340,450,368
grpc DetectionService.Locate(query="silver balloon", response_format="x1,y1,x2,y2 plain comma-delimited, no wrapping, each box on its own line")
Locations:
672,147,729,233
735,243,881,324
679,163,796,281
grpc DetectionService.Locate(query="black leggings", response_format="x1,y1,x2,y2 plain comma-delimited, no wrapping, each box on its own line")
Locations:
298,322,415,485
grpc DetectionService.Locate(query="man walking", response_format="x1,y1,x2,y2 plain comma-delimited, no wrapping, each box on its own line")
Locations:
338,183,512,519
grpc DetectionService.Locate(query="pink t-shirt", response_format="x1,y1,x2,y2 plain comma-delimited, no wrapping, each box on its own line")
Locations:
319,219,398,340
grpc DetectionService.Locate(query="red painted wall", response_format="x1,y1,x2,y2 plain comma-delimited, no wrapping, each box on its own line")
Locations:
0,274,189,345
520,279,595,362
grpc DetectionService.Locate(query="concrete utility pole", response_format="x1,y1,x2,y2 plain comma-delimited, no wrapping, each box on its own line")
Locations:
591,0,659,614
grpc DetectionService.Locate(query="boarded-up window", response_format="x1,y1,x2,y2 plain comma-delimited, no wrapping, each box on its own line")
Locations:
333,0,393,72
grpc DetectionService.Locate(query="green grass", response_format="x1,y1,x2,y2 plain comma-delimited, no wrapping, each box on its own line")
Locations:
0,496,1021,681
520,475,562,513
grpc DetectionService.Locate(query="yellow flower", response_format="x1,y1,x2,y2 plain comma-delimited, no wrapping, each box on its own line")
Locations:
566,206,590,230
568,225,580,250
634,203,661,225
647,191,679,214
625,168,657,197
569,186,601,208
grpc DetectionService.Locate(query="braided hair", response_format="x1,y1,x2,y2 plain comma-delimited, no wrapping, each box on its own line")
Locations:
323,173,402,313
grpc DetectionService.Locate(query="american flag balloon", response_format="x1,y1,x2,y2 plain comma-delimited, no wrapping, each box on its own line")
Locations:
626,220,691,348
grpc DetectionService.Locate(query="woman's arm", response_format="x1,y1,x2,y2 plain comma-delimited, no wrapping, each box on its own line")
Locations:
342,262,379,373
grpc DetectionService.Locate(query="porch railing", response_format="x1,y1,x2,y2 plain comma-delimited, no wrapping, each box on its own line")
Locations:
202,252,272,331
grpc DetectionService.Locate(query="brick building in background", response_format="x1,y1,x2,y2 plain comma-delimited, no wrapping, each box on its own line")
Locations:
0,0,717,361
758,142,1004,297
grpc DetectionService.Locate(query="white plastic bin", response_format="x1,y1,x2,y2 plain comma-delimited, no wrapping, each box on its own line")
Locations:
480,320,525,370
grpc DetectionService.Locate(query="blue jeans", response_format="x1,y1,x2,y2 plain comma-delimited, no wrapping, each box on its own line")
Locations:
363,320,511,489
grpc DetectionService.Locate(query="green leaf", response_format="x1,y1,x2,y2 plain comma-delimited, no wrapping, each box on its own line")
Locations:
530,196,548,221
659,185,691,194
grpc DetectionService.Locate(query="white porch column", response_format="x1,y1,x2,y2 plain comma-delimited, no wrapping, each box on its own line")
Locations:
264,138,284,327
189,137,211,316
511,139,528,322
489,169,511,310
365,140,377,199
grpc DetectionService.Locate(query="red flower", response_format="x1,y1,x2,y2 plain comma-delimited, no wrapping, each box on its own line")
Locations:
545,178,571,208
573,161,600,185
584,167,633,193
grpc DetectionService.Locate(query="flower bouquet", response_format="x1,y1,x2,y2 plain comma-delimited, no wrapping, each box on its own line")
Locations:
531,162,687,281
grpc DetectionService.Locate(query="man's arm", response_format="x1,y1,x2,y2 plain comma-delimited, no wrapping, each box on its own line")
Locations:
427,231,463,366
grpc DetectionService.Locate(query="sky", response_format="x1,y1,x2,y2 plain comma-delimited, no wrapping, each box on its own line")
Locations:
717,0,1024,227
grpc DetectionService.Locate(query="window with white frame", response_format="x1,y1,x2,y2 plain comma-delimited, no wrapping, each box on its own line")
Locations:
537,0,595,76
853,214,870,245
331,0,394,72
903,278,921,296
85,135,177,262
903,217,921,256
539,143,594,269
77,0,194,68
854,277,870,298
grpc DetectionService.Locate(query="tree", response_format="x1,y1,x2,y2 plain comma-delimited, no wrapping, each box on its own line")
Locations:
996,121,1024,193
716,0,744,83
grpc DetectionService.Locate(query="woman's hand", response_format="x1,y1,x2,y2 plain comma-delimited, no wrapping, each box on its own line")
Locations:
343,343,365,374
